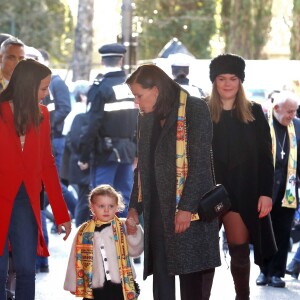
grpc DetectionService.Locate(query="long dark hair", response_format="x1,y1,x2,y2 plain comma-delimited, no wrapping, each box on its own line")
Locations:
208,81,254,123
0,59,51,135
126,64,180,119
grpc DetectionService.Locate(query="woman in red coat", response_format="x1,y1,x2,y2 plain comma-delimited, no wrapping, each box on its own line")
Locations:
0,59,71,300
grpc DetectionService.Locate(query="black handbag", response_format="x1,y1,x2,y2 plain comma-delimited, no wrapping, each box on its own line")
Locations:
198,150,231,221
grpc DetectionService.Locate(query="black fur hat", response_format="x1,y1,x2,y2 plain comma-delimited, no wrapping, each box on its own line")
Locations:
209,53,245,83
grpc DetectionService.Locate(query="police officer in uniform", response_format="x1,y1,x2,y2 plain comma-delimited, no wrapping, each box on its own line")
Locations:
169,53,206,98
78,43,138,217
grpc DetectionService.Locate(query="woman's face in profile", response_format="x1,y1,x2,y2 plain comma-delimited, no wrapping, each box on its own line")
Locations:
38,74,51,102
129,82,158,114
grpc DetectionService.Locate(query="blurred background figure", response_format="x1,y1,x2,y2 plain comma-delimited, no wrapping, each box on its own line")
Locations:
286,207,300,279
0,36,25,91
78,43,138,218
24,46,43,61
168,53,206,98
257,91,300,288
61,80,92,227
62,80,90,136
0,33,13,45
38,48,71,175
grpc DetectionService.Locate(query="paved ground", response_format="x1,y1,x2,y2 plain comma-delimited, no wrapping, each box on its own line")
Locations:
34,220,300,300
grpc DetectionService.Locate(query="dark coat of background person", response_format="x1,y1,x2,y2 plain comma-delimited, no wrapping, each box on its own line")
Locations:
64,113,90,186
63,113,91,227
213,102,277,266
130,96,221,279
42,74,71,144
79,71,137,166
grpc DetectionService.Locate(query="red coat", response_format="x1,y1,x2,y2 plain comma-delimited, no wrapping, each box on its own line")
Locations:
0,102,70,256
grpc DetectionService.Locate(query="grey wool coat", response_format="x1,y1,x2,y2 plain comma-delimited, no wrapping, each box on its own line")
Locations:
129,93,221,280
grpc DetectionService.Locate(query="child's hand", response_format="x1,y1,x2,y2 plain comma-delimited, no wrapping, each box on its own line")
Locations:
126,210,138,235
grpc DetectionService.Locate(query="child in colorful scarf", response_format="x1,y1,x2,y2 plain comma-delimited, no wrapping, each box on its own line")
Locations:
64,184,143,300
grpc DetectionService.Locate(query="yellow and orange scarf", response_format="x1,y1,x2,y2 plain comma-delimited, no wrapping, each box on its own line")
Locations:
75,216,138,299
268,110,297,209
176,90,200,221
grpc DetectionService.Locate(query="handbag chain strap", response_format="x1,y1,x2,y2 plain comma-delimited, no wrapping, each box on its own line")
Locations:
209,149,217,185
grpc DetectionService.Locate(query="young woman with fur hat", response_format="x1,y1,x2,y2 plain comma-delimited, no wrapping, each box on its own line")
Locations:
208,54,277,300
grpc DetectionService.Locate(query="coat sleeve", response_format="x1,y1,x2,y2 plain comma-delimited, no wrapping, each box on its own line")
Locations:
63,234,77,293
51,75,71,127
178,97,214,212
40,106,70,225
254,103,274,197
129,166,143,214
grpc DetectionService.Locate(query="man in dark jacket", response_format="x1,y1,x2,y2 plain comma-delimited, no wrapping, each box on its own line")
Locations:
78,43,138,217
256,90,300,288
38,49,71,175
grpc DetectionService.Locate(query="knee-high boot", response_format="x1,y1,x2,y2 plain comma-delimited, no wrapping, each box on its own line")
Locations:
228,243,250,300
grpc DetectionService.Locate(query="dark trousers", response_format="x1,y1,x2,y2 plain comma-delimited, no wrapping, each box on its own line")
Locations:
150,198,175,300
83,281,123,300
261,201,295,277
74,184,91,227
180,269,215,300
0,183,37,300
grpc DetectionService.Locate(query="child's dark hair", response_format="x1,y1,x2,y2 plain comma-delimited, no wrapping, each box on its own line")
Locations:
89,184,125,212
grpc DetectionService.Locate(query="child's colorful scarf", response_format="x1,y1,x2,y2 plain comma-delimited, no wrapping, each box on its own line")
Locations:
268,110,297,208
176,90,199,221
75,216,138,299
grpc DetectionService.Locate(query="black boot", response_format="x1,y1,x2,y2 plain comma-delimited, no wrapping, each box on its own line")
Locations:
228,243,250,300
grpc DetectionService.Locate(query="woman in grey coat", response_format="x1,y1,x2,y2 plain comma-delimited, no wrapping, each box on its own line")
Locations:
125,64,221,300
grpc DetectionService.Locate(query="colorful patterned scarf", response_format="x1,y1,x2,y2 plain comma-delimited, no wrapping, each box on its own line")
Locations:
137,90,199,220
75,216,138,299
176,90,199,221
268,110,297,208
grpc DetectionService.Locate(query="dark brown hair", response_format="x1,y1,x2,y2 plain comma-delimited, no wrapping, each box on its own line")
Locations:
126,64,180,119
0,59,51,135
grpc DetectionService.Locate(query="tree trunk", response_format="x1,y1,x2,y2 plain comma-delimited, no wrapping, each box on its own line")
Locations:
221,0,272,59
290,0,300,59
72,0,94,81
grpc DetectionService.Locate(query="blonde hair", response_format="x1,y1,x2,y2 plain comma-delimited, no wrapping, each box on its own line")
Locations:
89,184,125,213
208,81,255,123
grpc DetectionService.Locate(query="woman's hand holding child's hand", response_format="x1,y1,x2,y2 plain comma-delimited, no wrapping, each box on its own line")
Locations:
126,209,139,235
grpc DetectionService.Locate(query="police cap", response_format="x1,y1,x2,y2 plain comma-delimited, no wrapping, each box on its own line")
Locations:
168,53,193,67
98,43,126,57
